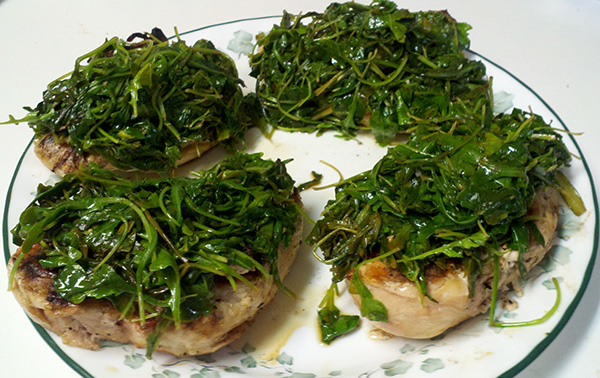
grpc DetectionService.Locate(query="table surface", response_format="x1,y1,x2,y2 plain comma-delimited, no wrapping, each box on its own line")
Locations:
0,1,598,377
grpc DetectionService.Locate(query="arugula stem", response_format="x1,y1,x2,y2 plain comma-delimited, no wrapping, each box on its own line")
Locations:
106,197,156,324
554,171,586,216
92,217,130,273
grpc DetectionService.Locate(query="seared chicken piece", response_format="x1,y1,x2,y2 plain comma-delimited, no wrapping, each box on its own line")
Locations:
7,210,303,356
348,187,559,339
34,133,217,177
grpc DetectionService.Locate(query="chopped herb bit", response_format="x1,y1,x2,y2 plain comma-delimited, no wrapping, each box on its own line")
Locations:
318,283,360,344
297,171,323,191
349,262,388,321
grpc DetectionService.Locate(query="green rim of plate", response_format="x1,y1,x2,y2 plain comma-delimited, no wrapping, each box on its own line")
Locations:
3,16,598,378
471,50,600,378
1,138,94,377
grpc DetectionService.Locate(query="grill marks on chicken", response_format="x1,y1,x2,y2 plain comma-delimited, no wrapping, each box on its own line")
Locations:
348,187,560,339
34,134,110,177
7,212,303,356
34,133,217,177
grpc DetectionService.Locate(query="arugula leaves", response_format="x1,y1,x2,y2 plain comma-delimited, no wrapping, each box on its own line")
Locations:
10,153,300,356
309,107,583,343
5,28,263,171
318,283,360,344
250,0,488,145
273,1,587,344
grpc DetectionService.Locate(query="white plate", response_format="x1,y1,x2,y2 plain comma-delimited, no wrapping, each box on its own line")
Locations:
3,16,598,378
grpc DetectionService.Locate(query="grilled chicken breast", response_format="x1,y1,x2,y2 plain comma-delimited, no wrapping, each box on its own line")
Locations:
34,133,217,177
7,209,303,356
347,187,559,339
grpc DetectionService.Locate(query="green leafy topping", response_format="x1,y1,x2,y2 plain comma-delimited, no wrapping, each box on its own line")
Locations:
554,171,586,216
317,283,360,344
4,28,263,171
297,171,323,192
349,262,388,321
10,153,299,357
250,0,488,145
309,105,582,342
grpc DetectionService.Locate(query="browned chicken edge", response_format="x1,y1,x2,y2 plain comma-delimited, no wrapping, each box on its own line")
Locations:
34,133,217,177
7,199,304,357
347,186,560,339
